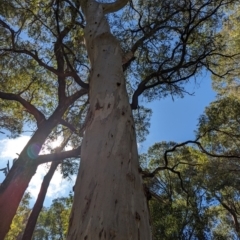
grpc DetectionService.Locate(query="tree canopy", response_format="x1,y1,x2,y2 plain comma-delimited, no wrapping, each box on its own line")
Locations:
1,0,240,239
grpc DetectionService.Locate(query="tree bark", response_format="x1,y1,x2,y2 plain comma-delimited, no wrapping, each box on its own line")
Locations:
67,1,152,239
21,161,59,240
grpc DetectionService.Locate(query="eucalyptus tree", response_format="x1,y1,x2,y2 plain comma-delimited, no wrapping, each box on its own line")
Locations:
210,4,240,97
140,142,212,240
32,196,73,240
0,0,236,239
197,96,240,237
197,6,240,232
142,141,240,239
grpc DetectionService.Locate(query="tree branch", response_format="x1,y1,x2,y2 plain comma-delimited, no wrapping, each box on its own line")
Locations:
59,119,77,132
65,71,89,89
67,88,88,104
36,146,81,165
214,194,240,233
0,48,58,75
0,91,46,126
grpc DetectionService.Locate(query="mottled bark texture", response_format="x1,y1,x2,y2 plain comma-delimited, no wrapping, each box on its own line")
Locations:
67,1,152,239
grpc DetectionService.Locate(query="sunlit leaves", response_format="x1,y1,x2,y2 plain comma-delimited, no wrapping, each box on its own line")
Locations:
198,96,240,154
211,4,240,97
33,196,73,240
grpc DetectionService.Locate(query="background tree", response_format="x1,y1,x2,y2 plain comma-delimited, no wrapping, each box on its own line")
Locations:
5,193,73,240
33,196,73,240
141,141,240,240
210,4,240,97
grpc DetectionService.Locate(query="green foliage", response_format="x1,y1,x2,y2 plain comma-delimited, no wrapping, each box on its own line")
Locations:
196,95,240,239
33,195,73,240
5,192,73,240
116,0,232,103
142,141,240,239
198,96,240,154
210,4,240,97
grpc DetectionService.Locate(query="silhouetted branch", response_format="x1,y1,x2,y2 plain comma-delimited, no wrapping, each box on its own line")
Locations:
59,119,77,132
36,146,81,165
0,91,46,126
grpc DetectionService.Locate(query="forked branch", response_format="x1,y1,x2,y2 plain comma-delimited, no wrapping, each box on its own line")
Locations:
0,91,46,126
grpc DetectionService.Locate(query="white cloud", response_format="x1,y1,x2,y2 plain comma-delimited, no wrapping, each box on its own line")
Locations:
28,164,75,204
46,168,75,198
0,135,75,206
0,135,31,159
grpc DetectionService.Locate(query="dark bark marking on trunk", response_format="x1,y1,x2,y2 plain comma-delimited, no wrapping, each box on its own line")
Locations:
95,99,103,110
82,183,97,221
126,172,135,182
83,197,92,220
99,228,104,238
109,230,116,239
135,211,141,221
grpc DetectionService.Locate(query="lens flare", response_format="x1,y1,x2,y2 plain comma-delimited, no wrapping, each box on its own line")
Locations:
27,143,41,159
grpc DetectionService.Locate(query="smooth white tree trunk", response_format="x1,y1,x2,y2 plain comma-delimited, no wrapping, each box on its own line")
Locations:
67,1,152,239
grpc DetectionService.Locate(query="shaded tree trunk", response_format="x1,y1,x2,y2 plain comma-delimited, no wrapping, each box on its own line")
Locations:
21,161,59,240
67,1,152,239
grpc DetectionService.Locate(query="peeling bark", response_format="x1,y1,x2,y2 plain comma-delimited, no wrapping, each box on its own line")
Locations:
67,1,151,239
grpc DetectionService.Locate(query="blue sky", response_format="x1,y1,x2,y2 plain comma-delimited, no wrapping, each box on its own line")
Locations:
140,72,216,152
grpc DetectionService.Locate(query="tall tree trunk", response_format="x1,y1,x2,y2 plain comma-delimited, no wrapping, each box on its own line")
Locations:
21,161,59,240
67,1,152,239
